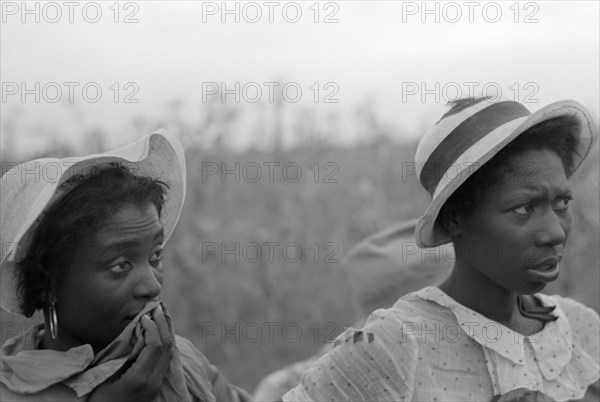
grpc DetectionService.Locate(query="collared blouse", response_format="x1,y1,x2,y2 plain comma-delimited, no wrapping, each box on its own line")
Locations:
283,287,600,401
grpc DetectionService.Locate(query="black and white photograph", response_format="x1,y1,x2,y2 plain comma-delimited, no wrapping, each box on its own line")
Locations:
1,1,599,401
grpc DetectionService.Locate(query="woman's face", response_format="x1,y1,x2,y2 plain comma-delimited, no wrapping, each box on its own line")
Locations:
454,148,572,295
52,202,165,350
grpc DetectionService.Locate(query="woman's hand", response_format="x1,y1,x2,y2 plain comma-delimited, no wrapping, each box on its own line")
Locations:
88,303,175,402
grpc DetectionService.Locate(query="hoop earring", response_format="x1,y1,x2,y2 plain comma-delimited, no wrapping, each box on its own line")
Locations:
48,299,58,340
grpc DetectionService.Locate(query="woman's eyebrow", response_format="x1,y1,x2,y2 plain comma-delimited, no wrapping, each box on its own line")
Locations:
524,183,573,197
99,228,165,254
500,185,547,202
95,242,140,263
503,183,573,203
500,194,542,207
521,183,547,194
153,228,165,242
559,186,574,197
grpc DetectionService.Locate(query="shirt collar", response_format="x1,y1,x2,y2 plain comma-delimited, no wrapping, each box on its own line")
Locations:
416,286,572,378
1,323,94,394
528,293,573,380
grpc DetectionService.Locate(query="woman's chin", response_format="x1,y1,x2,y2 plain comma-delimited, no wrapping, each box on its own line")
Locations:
518,281,548,295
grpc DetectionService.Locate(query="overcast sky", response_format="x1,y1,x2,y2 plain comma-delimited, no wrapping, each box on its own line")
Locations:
1,1,599,154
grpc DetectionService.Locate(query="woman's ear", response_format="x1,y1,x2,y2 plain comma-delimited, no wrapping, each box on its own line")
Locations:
42,276,59,307
439,205,462,237
40,286,56,309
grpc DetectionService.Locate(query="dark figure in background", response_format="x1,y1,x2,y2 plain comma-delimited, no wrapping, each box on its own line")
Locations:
254,219,453,401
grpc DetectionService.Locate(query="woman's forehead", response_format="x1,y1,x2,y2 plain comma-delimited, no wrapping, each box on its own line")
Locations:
504,149,567,177
491,150,571,194
94,204,164,246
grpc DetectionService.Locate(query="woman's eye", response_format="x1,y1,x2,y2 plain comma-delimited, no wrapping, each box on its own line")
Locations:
513,205,534,216
150,248,164,262
108,261,133,274
553,198,571,210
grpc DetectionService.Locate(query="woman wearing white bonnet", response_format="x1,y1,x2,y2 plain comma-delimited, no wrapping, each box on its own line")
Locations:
0,131,252,401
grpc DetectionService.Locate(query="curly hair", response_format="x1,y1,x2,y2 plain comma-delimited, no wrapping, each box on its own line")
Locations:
17,164,169,317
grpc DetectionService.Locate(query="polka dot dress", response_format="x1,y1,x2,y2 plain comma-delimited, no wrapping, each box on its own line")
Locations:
283,287,600,401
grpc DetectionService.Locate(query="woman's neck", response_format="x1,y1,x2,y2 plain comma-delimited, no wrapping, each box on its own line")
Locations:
39,312,99,353
439,260,518,327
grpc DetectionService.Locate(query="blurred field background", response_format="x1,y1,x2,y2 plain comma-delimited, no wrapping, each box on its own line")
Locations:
1,99,598,392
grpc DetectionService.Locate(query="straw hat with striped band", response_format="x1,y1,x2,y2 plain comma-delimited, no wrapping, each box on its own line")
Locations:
0,130,186,315
414,98,597,248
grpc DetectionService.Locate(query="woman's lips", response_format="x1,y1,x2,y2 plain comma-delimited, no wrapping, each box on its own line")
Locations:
124,312,142,322
124,302,160,322
527,257,560,281
529,264,554,272
125,311,153,322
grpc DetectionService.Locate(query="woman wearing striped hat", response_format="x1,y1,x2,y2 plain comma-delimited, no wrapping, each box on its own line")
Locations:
284,98,599,401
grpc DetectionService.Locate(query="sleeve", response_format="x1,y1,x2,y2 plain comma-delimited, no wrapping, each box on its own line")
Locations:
567,300,599,367
553,296,600,398
555,296,600,365
253,357,320,402
283,310,419,402
175,336,253,402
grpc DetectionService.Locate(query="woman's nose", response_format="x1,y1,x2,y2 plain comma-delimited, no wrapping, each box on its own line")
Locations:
535,209,569,247
133,265,162,299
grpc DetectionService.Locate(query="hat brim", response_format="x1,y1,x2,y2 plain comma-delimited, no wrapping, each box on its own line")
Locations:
0,130,186,315
416,100,597,248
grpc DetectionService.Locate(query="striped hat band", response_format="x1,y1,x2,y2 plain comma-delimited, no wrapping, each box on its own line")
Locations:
419,100,531,195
